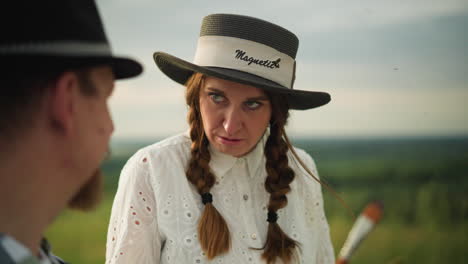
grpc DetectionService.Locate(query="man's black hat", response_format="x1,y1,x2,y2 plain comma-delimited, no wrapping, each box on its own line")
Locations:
0,0,142,79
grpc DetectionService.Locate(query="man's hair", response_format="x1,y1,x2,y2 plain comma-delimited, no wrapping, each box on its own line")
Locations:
0,65,97,140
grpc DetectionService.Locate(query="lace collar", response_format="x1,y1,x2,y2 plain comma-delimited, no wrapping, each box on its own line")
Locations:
208,131,269,178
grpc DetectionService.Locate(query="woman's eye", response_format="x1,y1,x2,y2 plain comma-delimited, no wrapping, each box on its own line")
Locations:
209,93,225,104
245,101,262,110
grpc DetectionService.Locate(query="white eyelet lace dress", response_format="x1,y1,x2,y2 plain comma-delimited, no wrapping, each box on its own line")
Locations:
105,132,335,264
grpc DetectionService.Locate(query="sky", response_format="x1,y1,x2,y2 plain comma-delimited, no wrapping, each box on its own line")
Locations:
95,0,468,139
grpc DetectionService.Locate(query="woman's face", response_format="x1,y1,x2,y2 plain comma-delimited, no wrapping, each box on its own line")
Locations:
199,76,272,157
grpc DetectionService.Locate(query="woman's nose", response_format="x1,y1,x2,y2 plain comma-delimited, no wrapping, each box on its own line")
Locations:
223,107,243,136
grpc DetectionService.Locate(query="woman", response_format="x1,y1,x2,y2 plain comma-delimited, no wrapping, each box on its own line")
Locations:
106,14,335,264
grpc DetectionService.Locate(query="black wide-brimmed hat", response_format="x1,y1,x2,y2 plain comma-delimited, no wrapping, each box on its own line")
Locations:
0,0,142,79
153,14,330,110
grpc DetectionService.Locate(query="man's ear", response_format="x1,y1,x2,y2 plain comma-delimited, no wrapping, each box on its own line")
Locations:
48,71,80,134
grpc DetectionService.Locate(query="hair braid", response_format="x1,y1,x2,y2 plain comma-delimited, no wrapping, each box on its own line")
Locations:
260,94,299,264
260,91,351,263
185,73,231,259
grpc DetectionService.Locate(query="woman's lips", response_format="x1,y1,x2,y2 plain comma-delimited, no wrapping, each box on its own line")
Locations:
217,136,243,145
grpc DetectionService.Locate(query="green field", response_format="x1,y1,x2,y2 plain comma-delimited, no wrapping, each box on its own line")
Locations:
45,137,468,263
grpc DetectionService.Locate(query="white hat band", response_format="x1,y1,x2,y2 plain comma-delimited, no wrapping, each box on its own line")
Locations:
193,36,295,89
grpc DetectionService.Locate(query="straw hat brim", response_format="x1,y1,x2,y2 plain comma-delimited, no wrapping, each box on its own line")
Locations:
154,51,330,110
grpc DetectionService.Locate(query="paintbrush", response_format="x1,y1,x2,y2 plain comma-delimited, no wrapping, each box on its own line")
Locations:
336,201,384,264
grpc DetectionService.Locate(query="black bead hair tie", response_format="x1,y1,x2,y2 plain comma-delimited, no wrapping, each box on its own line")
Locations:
267,211,278,223
201,192,213,205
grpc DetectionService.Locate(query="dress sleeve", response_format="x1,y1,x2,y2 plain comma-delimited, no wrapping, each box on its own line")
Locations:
296,149,336,264
105,150,160,264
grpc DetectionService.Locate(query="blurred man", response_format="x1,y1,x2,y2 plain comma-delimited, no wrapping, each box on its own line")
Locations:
0,1,142,263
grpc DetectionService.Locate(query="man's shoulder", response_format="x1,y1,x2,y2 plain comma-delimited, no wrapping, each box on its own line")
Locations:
0,234,68,264
40,238,68,264
0,234,35,264
0,234,15,264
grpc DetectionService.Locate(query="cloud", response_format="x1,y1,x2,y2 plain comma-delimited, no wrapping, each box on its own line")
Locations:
110,79,185,108
288,87,468,137
294,60,467,93
97,0,468,138
286,0,468,33
97,0,468,35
